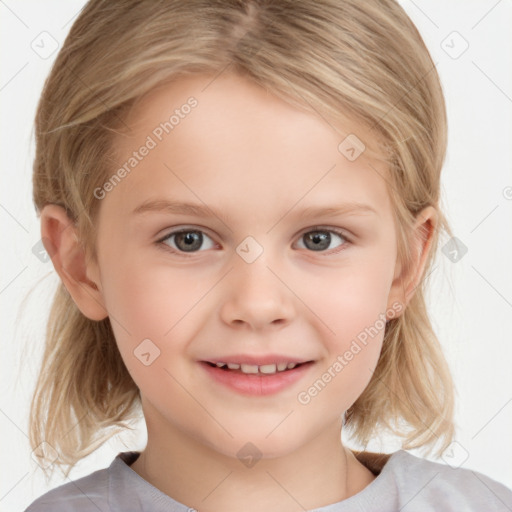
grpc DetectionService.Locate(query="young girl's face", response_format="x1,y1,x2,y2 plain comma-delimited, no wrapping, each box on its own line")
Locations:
87,72,413,460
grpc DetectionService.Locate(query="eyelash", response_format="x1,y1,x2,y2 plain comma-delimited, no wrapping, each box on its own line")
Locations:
156,225,352,258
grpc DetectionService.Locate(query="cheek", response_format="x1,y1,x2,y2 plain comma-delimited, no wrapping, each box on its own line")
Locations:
102,256,203,335
101,263,205,410
293,256,393,406
99,257,208,379
298,255,394,344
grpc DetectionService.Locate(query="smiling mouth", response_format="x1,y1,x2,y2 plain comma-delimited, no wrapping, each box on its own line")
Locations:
203,361,313,375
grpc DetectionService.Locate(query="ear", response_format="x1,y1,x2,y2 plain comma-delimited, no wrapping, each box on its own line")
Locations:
40,204,108,321
386,206,437,316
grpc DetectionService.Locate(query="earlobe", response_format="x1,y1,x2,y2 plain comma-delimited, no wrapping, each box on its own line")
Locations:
40,204,108,321
387,206,437,315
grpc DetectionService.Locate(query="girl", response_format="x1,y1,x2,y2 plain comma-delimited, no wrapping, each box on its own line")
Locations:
25,0,512,510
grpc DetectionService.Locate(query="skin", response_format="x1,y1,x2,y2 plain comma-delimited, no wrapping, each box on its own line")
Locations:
41,72,436,512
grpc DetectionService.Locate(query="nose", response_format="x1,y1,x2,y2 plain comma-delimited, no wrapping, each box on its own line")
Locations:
219,251,296,331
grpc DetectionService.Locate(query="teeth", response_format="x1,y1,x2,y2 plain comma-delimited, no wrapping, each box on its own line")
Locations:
211,361,303,374
240,364,259,374
259,364,277,374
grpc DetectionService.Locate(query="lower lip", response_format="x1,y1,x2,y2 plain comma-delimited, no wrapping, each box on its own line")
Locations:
200,362,314,396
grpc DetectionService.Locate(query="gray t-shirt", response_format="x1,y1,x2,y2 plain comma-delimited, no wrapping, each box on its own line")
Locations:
25,450,512,511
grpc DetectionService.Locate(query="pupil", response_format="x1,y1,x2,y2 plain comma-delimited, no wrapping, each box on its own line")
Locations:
177,231,202,251
306,231,329,251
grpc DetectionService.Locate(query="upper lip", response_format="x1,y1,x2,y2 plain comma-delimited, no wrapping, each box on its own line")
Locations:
201,354,314,366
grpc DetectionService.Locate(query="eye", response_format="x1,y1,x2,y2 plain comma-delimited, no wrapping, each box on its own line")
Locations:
156,226,351,257
295,227,350,254
158,228,216,255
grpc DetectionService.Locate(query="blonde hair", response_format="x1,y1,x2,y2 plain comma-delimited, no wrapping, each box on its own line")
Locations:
30,0,455,478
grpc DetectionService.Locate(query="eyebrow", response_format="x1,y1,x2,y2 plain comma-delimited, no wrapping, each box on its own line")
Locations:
131,199,378,225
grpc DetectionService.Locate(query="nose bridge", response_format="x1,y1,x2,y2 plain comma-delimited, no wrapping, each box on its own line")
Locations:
219,236,295,329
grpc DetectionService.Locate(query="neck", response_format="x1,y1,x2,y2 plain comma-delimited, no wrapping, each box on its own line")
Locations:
130,410,375,512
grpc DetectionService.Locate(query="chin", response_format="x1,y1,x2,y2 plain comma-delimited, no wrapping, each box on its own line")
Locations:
205,425,309,463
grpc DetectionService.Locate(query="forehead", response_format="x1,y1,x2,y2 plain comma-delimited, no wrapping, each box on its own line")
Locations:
105,72,393,223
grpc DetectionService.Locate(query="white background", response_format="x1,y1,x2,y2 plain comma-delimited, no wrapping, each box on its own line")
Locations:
1,1,511,510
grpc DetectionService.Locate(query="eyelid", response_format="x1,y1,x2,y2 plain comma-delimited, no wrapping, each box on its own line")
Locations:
156,225,218,249
297,225,353,242
157,223,353,238
156,225,217,242
156,224,353,256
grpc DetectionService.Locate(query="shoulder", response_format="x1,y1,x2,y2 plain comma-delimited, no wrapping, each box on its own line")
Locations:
24,450,192,512
380,450,512,511
24,460,115,512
